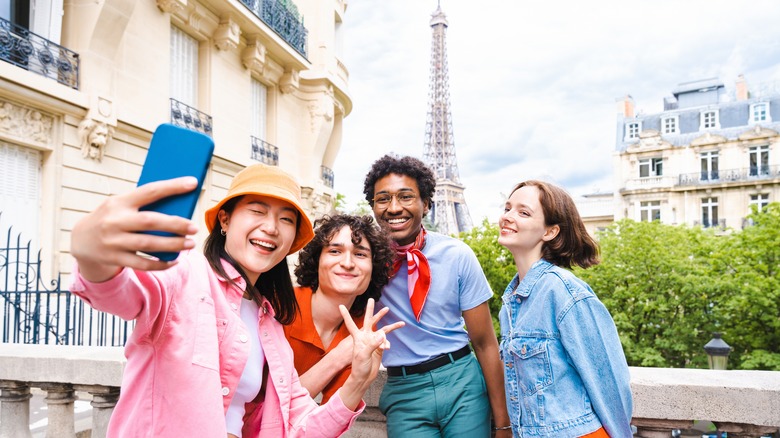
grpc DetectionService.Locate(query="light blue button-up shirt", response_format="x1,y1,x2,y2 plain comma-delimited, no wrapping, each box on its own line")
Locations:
499,259,633,437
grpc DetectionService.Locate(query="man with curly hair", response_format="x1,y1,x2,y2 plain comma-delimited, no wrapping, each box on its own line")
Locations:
286,214,400,403
362,155,510,437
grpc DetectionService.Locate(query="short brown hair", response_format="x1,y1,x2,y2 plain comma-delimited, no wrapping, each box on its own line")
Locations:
511,180,599,269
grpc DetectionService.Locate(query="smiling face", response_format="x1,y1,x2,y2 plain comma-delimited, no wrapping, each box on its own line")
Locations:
372,173,428,246
498,185,558,260
317,225,373,299
218,195,298,285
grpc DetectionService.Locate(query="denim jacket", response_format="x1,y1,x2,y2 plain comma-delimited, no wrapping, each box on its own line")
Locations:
499,259,633,438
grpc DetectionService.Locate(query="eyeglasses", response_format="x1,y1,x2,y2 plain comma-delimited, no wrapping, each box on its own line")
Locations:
372,191,418,208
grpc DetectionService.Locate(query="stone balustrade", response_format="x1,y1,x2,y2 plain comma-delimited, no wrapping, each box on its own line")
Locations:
0,344,778,438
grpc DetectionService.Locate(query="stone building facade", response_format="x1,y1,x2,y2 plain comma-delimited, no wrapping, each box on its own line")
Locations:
0,0,351,279
614,75,780,230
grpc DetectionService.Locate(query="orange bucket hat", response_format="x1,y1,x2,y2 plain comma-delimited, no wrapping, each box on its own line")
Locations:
204,164,314,254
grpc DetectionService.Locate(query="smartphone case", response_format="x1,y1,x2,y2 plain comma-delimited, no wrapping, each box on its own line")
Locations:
137,123,214,261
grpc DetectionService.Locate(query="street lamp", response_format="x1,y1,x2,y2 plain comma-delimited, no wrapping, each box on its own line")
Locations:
703,332,731,370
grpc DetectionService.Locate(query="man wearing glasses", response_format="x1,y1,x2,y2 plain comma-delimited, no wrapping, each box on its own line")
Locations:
362,155,510,438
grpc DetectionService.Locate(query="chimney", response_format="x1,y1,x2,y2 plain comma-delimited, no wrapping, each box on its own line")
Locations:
735,74,749,101
616,95,635,118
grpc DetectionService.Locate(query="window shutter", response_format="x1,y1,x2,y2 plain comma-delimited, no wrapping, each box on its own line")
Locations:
0,142,41,246
170,26,198,106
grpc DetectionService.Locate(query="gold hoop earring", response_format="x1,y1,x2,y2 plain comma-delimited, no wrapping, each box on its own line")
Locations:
220,229,226,236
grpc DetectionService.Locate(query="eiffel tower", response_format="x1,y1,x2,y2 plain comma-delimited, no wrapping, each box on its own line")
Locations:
422,2,473,235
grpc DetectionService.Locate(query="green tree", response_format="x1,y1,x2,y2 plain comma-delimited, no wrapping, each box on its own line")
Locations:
577,220,722,368
708,203,780,370
460,219,515,333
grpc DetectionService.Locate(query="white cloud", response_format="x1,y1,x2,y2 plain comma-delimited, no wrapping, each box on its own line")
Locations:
333,0,780,224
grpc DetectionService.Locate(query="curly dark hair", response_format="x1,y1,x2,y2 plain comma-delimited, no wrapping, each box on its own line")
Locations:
362,154,436,208
294,214,395,317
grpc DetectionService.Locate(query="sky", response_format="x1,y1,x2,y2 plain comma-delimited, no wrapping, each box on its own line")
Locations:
333,0,780,224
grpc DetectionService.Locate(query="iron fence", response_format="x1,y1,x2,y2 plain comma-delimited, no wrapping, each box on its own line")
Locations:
251,136,279,165
239,0,308,58
0,16,79,89
0,215,131,346
170,98,213,137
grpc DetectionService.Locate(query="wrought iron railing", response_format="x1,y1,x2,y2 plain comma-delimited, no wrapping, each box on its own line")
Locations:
170,98,213,137
321,165,334,188
677,165,780,186
0,216,131,346
239,0,308,58
250,136,279,165
0,17,79,89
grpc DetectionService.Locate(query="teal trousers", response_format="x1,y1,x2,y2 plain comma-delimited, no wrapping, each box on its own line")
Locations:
379,353,491,438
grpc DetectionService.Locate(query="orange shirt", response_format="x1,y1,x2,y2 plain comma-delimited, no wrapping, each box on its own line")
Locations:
284,287,362,403
582,427,610,438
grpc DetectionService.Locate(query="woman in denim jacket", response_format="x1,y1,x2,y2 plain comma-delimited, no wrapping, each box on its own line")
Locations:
497,180,633,438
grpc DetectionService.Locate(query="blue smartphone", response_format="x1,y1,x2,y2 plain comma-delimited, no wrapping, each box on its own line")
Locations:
137,123,214,261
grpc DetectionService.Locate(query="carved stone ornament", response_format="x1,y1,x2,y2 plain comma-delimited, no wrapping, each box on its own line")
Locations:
0,100,54,145
156,0,186,14
214,17,240,51
242,38,267,73
308,94,334,132
78,118,115,162
280,69,299,94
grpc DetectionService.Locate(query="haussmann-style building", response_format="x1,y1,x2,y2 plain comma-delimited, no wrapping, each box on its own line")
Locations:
612,75,780,230
0,0,351,287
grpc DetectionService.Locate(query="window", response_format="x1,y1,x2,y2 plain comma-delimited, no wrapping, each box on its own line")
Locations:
0,0,63,43
749,193,769,212
662,116,678,134
748,145,769,176
639,157,663,178
170,26,199,107
334,14,344,60
0,141,40,247
700,151,719,181
700,110,719,130
640,201,661,222
250,78,267,140
701,197,718,228
625,122,640,140
750,102,770,123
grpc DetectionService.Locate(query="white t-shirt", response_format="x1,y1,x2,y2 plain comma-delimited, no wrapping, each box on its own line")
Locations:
225,298,265,436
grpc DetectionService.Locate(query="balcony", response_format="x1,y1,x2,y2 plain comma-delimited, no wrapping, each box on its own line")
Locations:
238,0,308,58
0,343,778,437
0,17,79,89
678,165,780,187
250,136,279,166
623,176,677,191
169,99,213,137
321,165,334,188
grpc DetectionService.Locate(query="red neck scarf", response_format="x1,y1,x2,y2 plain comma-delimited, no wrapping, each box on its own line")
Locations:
391,227,431,322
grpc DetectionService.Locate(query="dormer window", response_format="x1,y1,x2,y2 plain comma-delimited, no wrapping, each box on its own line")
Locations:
700,110,719,130
625,122,641,140
750,102,770,123
662,116,678,134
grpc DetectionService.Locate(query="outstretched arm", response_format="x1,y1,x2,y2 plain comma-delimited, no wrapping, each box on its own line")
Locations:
334,299,404,411
298,306,404,399
463,302,512,437
71,177,199,282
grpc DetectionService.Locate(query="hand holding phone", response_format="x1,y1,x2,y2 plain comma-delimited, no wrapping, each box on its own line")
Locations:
137,123,214,261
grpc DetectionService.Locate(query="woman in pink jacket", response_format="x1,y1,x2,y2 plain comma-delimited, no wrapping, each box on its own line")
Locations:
69,164,401,437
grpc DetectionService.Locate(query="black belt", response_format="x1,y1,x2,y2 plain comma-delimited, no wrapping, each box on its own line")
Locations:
386,345,471,377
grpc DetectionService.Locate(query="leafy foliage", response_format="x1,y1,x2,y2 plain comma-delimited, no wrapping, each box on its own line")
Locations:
460,219,515,333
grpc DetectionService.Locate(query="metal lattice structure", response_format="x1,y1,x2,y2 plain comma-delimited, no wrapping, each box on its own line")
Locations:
422,3,473,235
